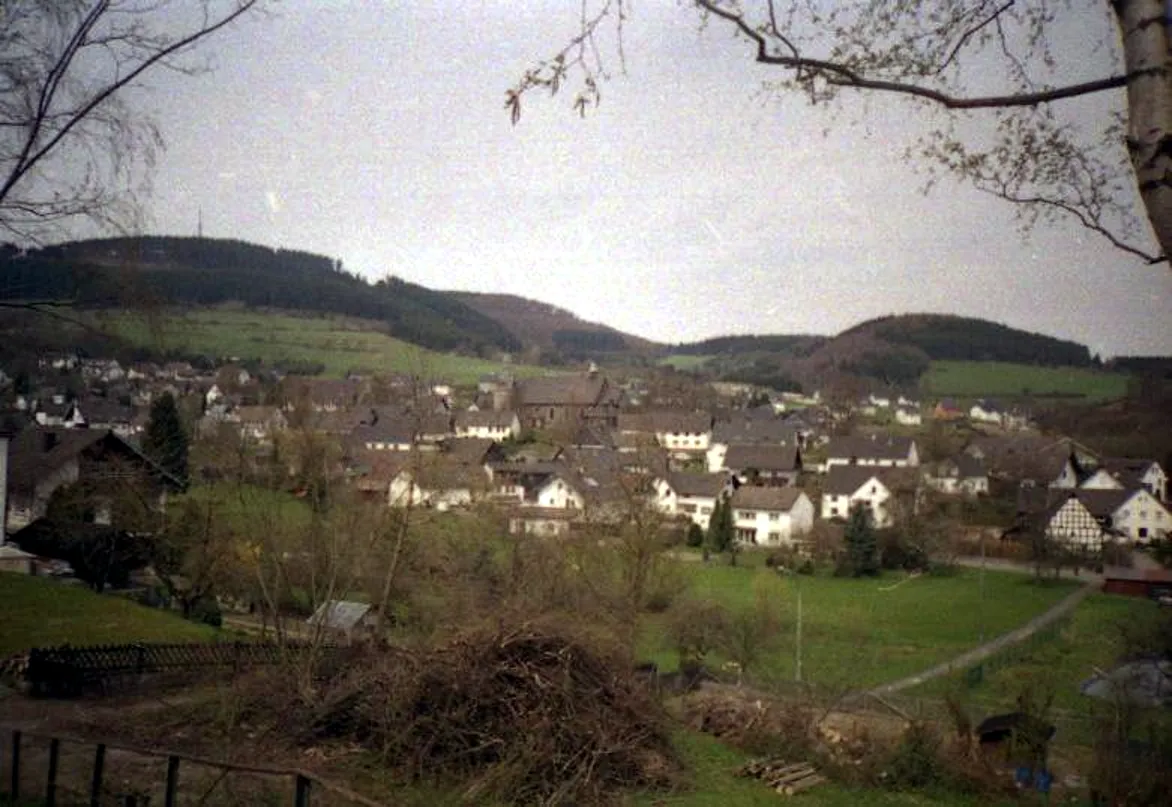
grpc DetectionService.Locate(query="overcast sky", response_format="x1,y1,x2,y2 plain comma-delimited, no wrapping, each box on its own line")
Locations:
132,1,1172,357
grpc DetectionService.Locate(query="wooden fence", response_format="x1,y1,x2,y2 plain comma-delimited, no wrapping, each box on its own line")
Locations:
26,641,338,697
1,727,385,806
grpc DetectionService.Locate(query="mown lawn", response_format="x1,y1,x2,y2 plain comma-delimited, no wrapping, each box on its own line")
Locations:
0,572,217,655
640,558,1079,691
659,354,714,371
922,360,1128,403
94,308,551,384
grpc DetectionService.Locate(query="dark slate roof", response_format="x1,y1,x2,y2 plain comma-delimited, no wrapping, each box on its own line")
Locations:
730,485,805,512
664,472,727,499
1075,488,1136,519
822,465,915,496
824,434,916,463
455,409,518,429
617,411,712,435
712,412,798,445
823,465,887,496
724,444,801,472
1094,457,1161,488
517,375,609,407
7,425,182,494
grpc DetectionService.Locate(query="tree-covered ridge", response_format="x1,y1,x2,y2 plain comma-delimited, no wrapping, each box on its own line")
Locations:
0,237,521,356
669,334,825,357
855,314,1094,367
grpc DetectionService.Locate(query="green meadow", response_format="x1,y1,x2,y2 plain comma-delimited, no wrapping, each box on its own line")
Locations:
922,360,1128,403
95,307,551,384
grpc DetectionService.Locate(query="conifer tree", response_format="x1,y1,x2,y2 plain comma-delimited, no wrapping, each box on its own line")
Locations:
844,503,879,577
144,392,188,483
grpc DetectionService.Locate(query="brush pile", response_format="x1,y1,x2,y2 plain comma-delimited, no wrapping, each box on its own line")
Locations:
300,624,680,804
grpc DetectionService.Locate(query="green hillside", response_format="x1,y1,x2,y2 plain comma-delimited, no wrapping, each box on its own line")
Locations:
102,308,549,384
0,572,217,655
923,360,1128,402
0,236,520,356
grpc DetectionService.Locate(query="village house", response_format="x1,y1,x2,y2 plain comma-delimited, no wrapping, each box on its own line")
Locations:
730,485,814,546
387,453,490,511
723,444,802,487
230,405,288,443
933,399,965,421
513,370,621,431
654,472,728,530
706,411,801,472
969,399,1004,426
1012,489,1105,553
821,466,915,528
1081,458,1167,502
965,436,1088,489
4,426,183,536
617,411,713,455
923,455,989,496
1075,487,1171,544
894,405,923,426
824,434,919,470
454,409,521,441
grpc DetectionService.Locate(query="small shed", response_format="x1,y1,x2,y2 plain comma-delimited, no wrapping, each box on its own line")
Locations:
306,600,377,643
0,544,37,575
1102,567,1172,601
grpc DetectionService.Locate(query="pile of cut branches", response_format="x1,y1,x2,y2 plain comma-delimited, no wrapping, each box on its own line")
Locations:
301,624,680,804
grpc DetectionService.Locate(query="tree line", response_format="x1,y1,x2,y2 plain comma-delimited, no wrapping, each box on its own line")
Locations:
0,237,522,356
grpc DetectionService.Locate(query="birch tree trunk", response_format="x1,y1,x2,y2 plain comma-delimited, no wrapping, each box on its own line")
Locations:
1117,0,1172,262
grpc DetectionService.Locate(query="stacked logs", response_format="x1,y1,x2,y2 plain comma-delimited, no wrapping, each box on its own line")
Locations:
737,758,827,796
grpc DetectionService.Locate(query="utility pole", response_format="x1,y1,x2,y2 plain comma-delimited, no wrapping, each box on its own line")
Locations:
794,571,803,683
979,529,987,644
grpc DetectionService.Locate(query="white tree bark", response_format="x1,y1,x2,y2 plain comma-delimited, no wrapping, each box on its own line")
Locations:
1116,0,1172,262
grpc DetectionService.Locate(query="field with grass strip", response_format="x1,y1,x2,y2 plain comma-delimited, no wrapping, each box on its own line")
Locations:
641,558,1078,691
95,308,551,384
0,572,218,655
659,355,715,371
912,592,1163,712
922,360,1128,403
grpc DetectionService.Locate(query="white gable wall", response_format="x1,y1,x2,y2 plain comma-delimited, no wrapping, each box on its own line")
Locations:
1112,490,1171,543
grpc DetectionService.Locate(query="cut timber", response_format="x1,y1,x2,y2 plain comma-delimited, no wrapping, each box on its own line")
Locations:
737,757,827,797
782,774,827,795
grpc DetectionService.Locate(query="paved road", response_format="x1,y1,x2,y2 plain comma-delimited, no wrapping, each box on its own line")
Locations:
864,575,1101,698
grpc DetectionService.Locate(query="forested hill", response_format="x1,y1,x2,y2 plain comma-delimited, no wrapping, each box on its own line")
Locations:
847,314,1094,366
0,237,521,355
669,334,826,357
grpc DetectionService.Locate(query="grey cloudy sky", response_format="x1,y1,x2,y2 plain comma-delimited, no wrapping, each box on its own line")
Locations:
136,1,1172,357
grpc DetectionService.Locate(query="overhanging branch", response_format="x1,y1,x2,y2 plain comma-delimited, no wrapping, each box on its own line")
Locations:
697,0,1130,110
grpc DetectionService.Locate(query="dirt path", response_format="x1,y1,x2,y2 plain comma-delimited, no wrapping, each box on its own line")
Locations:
864,577,1101,697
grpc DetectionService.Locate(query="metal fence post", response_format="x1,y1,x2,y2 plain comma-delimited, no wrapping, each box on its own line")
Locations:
9,729,21,802
294,773,311,807
164,755,181,807
90,743,106,807
46,737,60,807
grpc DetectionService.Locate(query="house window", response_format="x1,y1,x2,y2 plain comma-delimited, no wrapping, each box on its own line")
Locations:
830,507,839,516
1140,510,1148,518
769,513,779,521
1139,528,1149,538
768,532,781,542
870,485,877,494
740,510,756,519
700,506,712,515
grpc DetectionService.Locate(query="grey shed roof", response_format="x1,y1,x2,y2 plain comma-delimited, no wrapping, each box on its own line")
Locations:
307,600,372,631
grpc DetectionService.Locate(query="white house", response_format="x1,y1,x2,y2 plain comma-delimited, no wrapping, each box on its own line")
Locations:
618,411,712,454
969,400,1004,426
824,435,919,470
731,486,814,546
1082,458,1167,502
923,455,989,496
1041,495,1105,552
454,409,521,441
1077,488,1171,544
894,406,923,426
821,466,913,528
654,472,728,530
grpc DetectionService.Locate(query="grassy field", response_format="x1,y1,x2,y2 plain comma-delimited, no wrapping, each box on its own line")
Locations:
641,558,1078,691
922,360,1128,403
0,572,217,655
95,308,551,384
659,355,715,371
913,592,1164,712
